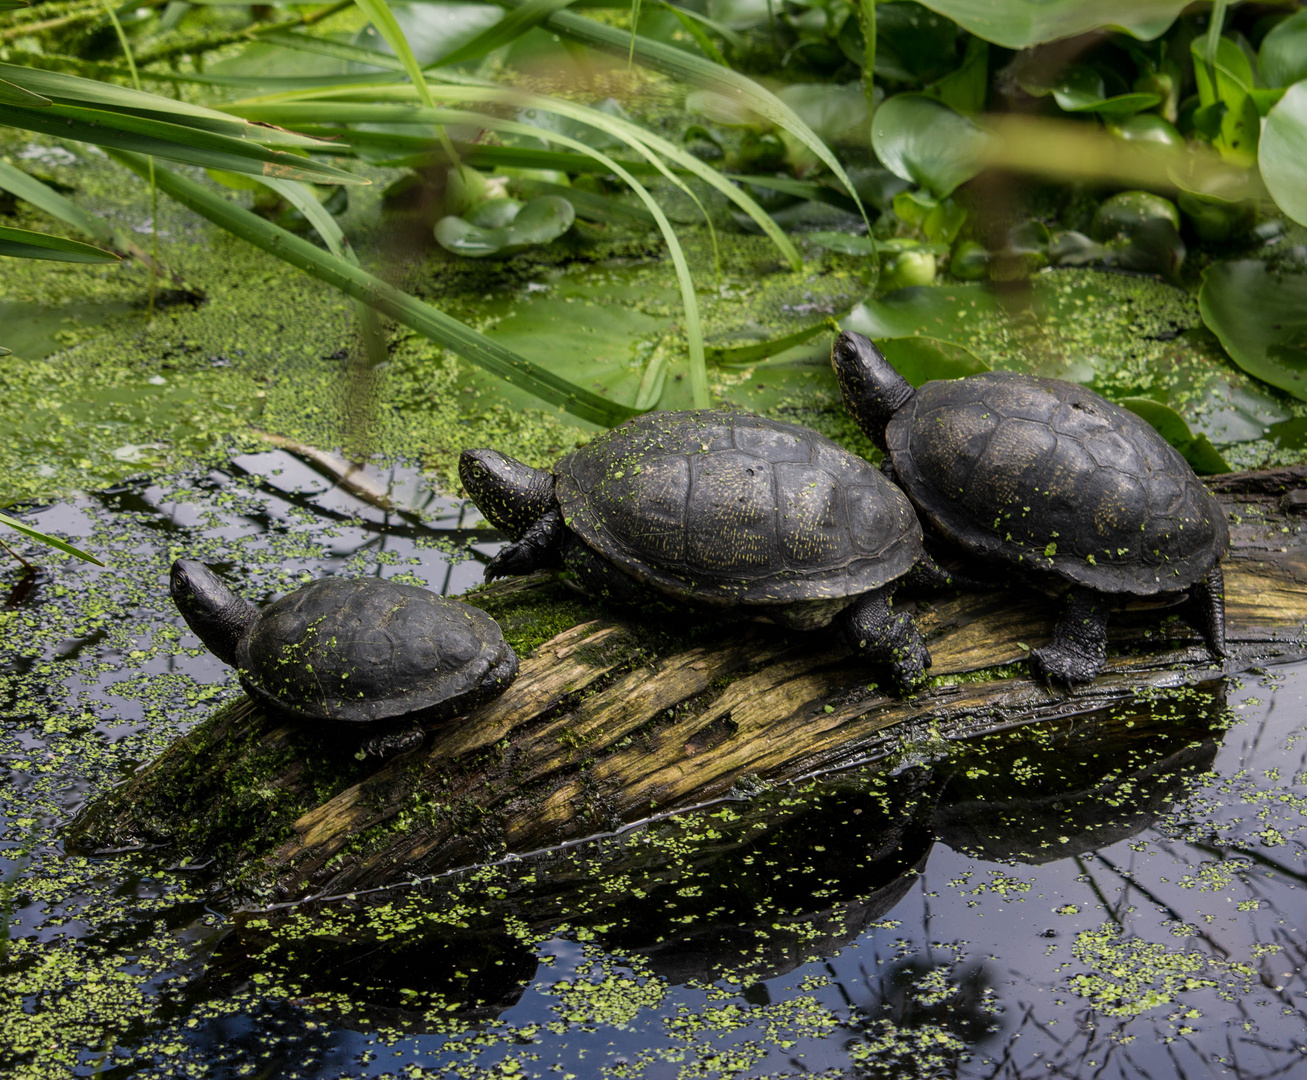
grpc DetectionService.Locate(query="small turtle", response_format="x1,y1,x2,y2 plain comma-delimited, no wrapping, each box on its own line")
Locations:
460,409,936,691
831,330,1229,685
169,560,519,754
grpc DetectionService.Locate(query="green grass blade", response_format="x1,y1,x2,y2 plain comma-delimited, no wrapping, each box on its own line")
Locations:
0,223,119,262
506,1,869,226
0,511,105,565
108,151,636,425
257,28,407,70
0,61,327,145
726,173,860,213
0,101,366,184
706,322,826,364
656,3,729,65
434,0,583,67
353,0,436,106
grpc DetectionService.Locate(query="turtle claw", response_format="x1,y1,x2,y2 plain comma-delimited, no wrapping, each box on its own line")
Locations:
1028,643,1099,687
361,725,425,758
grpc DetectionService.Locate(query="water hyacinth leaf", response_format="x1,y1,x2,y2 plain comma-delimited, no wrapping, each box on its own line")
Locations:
874,2,959,84
0,224,119,263
0,511,104,565
871,94,991,198
1259,10,1307,89
110,151,635,425
1200,261,1307,403
1047,66,1160,118
434,195,576,258
912,0,1191,50
924,36,988,114
1118,398,1231,474
1190,36,1260,167
1260,81,1307,227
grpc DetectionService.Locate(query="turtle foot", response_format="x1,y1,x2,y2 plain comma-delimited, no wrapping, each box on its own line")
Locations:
361,725,425,758
1028,642,1101,687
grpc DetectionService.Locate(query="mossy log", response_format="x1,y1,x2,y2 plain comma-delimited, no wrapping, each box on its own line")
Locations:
69,466,1307,901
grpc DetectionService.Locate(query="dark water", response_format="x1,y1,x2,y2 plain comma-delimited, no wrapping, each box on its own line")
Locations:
2,458,1305,1079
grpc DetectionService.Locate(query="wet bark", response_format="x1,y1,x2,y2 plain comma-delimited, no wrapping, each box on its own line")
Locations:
68,466,1307,900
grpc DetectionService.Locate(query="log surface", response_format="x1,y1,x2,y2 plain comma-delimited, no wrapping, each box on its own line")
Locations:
68,466,1307,900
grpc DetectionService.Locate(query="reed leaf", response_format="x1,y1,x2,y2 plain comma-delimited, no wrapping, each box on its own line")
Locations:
0,512,104,565
0,223,119,262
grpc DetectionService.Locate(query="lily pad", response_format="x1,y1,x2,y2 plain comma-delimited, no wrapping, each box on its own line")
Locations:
1117,397,1231,474
1200,261,1307,402
434,196,576,259
1260,81,1307,227
871,94,992,198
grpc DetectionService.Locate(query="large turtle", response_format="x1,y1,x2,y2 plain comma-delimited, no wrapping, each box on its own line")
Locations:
170,560,519,754
460,409,936,691
830,330,1229,685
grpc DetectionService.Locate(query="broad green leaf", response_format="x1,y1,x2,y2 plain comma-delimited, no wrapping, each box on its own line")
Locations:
0,224,119,263
1259,10,1307,89
433,0,580,66
0,101,365,185
0,511,104,565
871,94,992,198
109,151,637,426
1200,261,1307,403
1046,66,1159,118
434,195,575,257
0,0,29,8
1260,80,1307,227
923,36,987,114
875,2,959,83
912,0,1191,50
1118,398,1231,474
512,178,655,225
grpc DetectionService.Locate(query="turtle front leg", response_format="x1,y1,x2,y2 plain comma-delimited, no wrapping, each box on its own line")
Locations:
485,508,565,582
1186,565,1227,661
842,589,931,693
1029,587,1110,686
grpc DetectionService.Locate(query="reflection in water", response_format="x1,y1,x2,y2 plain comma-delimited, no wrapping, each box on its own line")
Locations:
2,462,1304,1080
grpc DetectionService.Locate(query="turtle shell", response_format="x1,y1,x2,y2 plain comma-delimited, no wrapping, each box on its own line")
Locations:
235,579,516,724
555,410,922,605
887,372,1228,595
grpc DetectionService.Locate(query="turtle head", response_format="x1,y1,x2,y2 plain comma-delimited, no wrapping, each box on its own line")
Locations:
459,449,556,540
831,331,915,451
169,559,258,667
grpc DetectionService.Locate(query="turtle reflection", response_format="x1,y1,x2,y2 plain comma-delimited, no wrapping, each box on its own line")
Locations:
931,682,1225,864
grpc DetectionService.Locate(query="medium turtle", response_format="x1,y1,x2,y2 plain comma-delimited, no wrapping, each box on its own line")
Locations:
169,560,519,754
831,330,1229,685
460,409,935,691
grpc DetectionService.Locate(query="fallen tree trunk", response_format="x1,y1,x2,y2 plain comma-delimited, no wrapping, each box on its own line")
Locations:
68,466,1307,901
